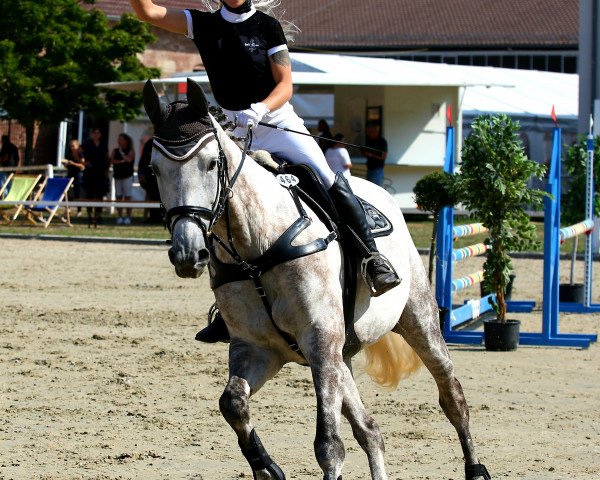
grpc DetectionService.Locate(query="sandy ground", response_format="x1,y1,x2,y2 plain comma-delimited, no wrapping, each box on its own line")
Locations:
1,238,599,480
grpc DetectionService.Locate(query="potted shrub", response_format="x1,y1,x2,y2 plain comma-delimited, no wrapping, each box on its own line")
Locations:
559,135,600,303
456,114,546,351
413,171,458,283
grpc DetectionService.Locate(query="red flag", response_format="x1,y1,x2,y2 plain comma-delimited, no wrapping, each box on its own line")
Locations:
446,104,453,127
178,82,187,95
551,105,558,125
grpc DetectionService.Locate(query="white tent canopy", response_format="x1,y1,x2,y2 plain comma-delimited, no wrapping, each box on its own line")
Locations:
98,52,577,120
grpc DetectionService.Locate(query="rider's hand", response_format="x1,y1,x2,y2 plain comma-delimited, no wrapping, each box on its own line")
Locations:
235,102,270,128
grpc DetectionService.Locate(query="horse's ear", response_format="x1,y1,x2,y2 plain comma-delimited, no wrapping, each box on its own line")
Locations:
187,78,209,117
143,80,167,127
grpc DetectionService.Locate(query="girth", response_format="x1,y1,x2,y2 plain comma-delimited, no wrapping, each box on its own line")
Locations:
210,214,336,289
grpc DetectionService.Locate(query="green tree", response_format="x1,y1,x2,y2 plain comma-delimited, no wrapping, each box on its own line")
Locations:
0,0,159,163
413,171,458,283
562,135,600,226
456,114,546,322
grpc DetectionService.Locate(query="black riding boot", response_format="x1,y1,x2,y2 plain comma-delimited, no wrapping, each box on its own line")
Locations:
328,173,401,297
195,304,230,343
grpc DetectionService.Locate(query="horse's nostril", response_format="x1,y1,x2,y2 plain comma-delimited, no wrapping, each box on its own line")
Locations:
168,248,176,265
198,248,210,264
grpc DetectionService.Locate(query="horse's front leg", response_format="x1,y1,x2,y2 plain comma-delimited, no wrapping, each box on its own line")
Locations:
301,326,347,480
219,341,286,480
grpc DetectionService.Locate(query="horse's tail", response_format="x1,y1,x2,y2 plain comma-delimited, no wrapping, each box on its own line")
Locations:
363,332,422,389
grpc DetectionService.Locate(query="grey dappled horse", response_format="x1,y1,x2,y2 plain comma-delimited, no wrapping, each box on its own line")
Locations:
144,78,491,480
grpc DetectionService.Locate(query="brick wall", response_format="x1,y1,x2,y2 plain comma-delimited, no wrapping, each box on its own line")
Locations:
141,28,203,76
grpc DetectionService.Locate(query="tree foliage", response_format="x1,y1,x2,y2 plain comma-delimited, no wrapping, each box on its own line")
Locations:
455,114,546,322
562,135,600,226
0,0,159,162
413,171,457,215
413,171,458,283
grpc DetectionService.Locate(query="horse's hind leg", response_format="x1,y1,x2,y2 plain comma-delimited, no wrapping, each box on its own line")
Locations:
219,341,286,480
394,264,490,479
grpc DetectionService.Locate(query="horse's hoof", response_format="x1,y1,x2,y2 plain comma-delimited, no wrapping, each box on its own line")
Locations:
465,463,491,480
253,463,285,480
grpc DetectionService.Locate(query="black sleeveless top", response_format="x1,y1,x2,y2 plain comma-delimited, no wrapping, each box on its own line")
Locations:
187,9,287,111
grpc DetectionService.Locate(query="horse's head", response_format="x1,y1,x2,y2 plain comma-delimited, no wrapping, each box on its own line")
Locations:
143,78,223,278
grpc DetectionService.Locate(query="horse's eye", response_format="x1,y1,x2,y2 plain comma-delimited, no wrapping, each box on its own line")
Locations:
150,165,159,176
208,160,218,171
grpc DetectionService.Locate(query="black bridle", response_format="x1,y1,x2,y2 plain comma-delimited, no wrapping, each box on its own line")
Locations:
162,126,254,246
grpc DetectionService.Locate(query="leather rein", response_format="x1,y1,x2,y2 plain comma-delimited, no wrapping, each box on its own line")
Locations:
162,126,337,359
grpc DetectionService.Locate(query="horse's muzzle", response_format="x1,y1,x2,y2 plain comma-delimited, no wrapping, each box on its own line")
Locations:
168,246,210,278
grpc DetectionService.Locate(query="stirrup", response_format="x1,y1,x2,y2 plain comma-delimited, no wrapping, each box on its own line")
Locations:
360,252,401,297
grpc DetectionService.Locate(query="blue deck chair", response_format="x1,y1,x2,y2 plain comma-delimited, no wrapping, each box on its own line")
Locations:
23,176,74,227
0,174,42,223
0,173,14,198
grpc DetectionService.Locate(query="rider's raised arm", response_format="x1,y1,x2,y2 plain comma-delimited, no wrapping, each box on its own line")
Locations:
129,0,187,35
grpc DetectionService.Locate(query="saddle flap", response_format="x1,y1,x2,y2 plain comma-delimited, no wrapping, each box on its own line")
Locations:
279,163,393,238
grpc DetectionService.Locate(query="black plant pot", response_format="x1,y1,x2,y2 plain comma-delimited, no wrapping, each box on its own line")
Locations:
483,319,520,351
559,283,584,304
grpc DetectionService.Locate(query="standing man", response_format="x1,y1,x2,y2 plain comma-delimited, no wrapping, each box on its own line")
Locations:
362,123,388,187
81,127,109,225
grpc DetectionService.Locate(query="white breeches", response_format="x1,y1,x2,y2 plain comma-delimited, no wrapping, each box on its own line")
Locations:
227,102,336,189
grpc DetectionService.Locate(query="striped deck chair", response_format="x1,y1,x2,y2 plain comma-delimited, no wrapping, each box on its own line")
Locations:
0,174,42,223
0,173,14,198
24,176,74,227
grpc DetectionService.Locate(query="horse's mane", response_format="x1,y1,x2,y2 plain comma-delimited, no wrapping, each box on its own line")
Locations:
200,0,299,41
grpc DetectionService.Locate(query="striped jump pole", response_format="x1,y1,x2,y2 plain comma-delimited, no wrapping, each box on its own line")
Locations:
452,223,488,239
452,270,485,292
559,219,594,243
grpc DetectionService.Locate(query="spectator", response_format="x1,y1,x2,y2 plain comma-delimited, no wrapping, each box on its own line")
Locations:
138,137,162,224
81,127,109,225
62,139,85,216
361,123,388,187
325,133,352,178
0,135,19,168
316,119,333,153
110,133,135,225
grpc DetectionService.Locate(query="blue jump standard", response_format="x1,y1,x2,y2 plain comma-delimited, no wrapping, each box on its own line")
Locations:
437,124,598,349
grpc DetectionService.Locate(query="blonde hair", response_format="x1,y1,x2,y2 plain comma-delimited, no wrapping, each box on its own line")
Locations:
201,1,299,41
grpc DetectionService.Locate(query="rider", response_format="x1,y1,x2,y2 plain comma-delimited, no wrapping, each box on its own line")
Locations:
130,0,401,342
